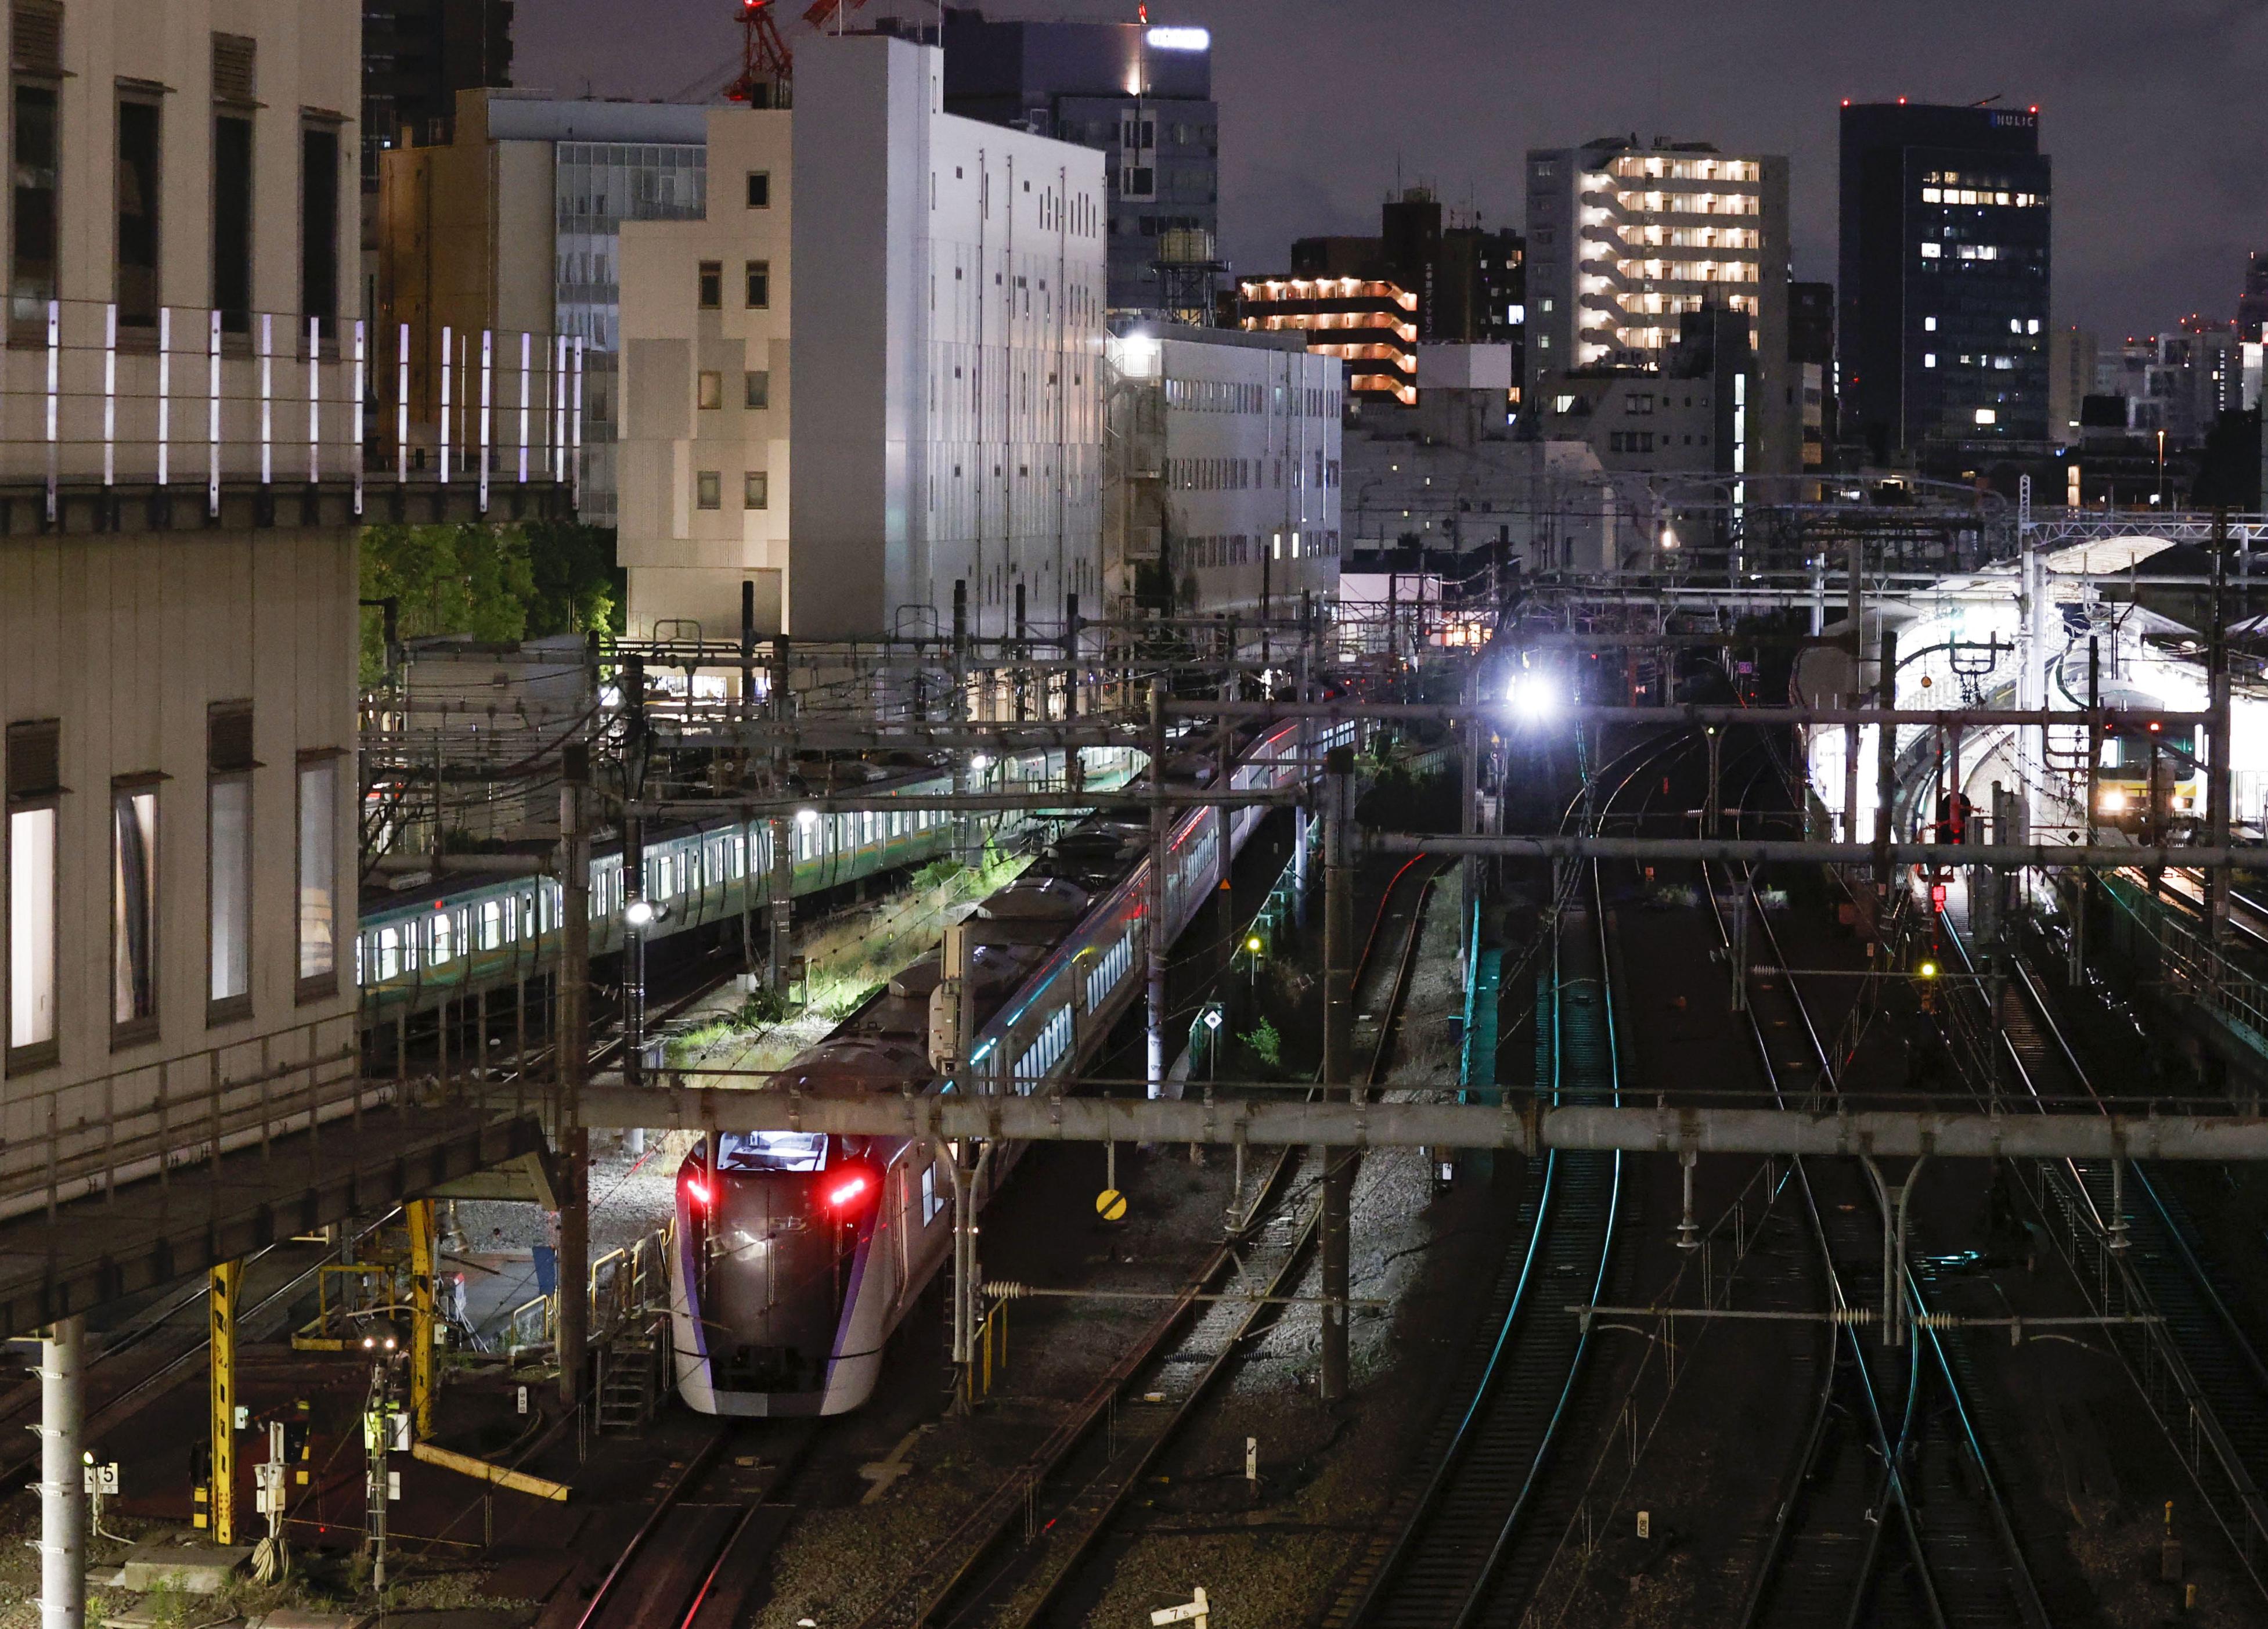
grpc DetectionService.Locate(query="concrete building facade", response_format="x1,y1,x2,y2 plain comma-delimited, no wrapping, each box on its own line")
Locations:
1106,326,1340,617
376,91,709,525
938,10,1217,320
1525,137,1795,480
0,0,371,1272
614,33,1108,643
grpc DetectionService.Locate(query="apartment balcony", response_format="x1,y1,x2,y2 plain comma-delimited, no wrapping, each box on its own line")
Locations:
0,299,583,536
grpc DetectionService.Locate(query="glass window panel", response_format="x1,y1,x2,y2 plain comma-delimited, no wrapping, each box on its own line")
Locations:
8,805,56,1051
209,775,252,1007
297,759,337,986
113,787,157,1028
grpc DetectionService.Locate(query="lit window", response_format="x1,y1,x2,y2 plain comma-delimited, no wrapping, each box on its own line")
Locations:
1924,353,1937,367
1923,316,1937,331
1919,242,1941,259
113,782,158,1037
744,470,769,510
1974,408,1997,426
6,720,60,1068
2027,319,2041,334
207,704,255,1022
297,755,338,998
698,370,723,410
697,470,722,510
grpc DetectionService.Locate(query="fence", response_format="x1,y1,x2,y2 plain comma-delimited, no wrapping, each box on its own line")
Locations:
0,297,582,518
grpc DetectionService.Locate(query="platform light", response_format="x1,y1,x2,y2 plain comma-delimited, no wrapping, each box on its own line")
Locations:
970,754,994,772
796,806,820,827
1658,524,1679,550
623,898,660,930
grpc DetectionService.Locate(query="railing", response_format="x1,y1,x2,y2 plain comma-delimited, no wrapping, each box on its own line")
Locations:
2098,873,2268,1057
505,1223,672,1360
0,1011,368,1226
0,297,583,517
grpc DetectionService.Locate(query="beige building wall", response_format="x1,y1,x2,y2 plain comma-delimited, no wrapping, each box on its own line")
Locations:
0,0,362,1214
617,108,794,641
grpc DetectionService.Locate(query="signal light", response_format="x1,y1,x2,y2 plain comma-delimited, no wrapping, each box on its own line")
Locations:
824,1171,874,1212
1919,960,1939,979
1930,882,1948,909
1245,934,1264,954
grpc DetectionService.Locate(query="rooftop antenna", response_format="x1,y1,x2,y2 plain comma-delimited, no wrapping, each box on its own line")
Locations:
726,0,793,104
1970,93,2003,107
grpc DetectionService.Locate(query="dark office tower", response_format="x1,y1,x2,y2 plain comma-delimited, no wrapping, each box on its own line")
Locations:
362,0,515,188
1838,102,2051,457
2237,251,2268,342
941,9,1217,318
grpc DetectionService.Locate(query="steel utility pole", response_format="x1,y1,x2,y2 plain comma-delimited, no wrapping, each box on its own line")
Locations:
556,742,591,1410
767,634,793,997
1146,680,1170,1099
2208,510,2233,945
1319,745,1355,1403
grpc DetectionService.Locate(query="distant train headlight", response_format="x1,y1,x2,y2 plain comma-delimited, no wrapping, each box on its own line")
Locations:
2098,790,2126,813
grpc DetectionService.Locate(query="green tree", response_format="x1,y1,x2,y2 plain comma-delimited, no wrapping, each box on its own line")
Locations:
359,521,622,684
521,518,626,639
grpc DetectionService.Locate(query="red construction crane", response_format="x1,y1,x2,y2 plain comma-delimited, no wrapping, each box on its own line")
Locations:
725,0,793,103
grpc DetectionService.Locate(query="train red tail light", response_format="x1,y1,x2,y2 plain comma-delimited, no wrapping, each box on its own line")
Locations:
683,1174,713,1209
824,1169,876,1213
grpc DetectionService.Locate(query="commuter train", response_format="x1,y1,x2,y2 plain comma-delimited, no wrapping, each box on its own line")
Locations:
667,719,1332,1416
352,749,1138,1022
2051,663,2204,835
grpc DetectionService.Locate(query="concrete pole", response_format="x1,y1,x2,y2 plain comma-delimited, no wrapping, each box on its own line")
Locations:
1146,682,1170,1099
1319,745,1356,1403
38,1316,84,1629
556,745,591,1410
1874,628,1898,884
1844,537,1863,843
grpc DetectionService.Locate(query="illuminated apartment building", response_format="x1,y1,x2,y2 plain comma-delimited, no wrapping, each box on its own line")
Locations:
1235,274,1419,405
1525,136,1795,475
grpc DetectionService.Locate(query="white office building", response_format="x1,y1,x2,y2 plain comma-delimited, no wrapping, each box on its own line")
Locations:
1106,326,1341,617
616,32,1108,642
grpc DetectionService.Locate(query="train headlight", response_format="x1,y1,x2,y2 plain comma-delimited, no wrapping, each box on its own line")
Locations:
2098,790,2126,813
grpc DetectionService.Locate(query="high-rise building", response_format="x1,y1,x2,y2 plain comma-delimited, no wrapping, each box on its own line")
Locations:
2048,326,2097,445
2237,251,2268,343
1290,188,1523,354
938,9,1216,319
615,33,1109,641
1524,136,1796,476
1236,274,1420,405
376,92,711,527
1837,102,2051,457
361,0,514,186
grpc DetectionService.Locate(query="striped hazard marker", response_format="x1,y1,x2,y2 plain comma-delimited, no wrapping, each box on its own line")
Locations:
1095,1188,1128,1224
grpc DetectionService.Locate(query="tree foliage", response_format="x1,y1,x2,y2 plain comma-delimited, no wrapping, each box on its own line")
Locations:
359,521,622,684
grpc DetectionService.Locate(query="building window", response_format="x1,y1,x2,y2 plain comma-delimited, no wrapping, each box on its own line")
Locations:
697,260,722,309
300,121,341,334
297,755,338,1000
745,260,770,309
115,96,161,329
744,471,768,509
696,470,721,510
697,369,723,410
211,34,256,335
6,719,60,1072
207,702,254,1023
10,83,57,329
111,781,158,1041
745,369,769,409
746,170,770,208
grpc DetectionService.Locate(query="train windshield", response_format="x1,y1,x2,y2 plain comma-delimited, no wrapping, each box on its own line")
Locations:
715,1130,830,1172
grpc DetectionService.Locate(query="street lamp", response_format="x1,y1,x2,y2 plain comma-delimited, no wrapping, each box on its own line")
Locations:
2158,428,2166,505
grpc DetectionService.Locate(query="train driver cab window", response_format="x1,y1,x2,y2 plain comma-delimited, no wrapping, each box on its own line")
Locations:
716,1130,828,1172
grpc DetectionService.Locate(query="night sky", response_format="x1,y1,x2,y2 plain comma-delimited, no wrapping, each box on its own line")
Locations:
517,0,2268,343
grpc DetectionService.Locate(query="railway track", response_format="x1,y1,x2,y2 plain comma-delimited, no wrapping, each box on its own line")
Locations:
1308,730,1696,1629
848,851,1452,1629
1938,900,2268,1602
1714,765,2048,1628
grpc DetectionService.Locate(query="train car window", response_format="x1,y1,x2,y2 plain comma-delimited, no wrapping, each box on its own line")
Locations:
921,1163,944,1223
376,928,401,981
480,900,503,950
716,1130,828,1172
431,911,453,966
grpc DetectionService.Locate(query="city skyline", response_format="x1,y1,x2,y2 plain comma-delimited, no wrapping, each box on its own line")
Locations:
514,0,2268,344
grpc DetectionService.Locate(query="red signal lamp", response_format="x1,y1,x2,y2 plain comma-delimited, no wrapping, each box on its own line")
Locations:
683,1173,713,1209
1930,882,1948,909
